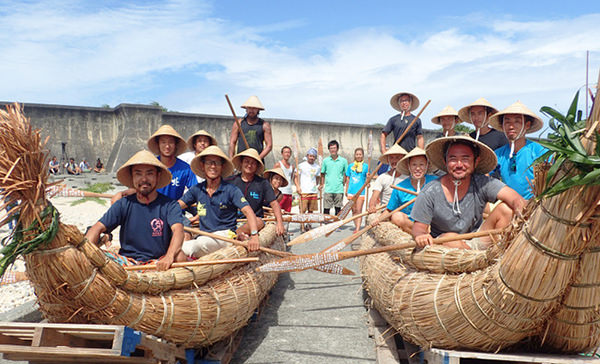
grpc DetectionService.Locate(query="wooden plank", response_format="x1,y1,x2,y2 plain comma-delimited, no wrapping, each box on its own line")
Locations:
424,348,600,364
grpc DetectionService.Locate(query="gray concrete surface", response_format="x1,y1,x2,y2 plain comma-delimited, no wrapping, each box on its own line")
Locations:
232,223,376,364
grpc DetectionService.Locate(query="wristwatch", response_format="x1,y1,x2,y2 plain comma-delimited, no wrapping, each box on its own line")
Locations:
250,230,258,236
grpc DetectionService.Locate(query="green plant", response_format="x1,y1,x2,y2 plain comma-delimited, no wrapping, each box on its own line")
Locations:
535,91,600,198
70,183,112,206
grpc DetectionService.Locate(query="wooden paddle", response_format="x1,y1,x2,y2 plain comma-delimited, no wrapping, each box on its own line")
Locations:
288,204,386,246
365,130,373,207
124,257,260,271
317,137,324,218
183,226,354,275
225,94,250,149
257,228,504,273
390,185,419,196
238,213,338,224
0,271,28,285
46,185,113,199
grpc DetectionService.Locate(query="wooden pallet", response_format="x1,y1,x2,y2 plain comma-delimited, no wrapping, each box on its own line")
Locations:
423,348,600,364
0,322,189,364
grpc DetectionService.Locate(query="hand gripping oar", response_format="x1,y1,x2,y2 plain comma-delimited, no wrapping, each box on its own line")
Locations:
257,228,504,274
183,227,354,275
288,204,386,246
225,94,250,149
123,257,260,271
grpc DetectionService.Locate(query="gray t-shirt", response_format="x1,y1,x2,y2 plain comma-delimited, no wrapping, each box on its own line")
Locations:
411,174,505,237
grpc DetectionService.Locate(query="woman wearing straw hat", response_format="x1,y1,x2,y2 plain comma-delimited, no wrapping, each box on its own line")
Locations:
458,97,508,151
179,130,217,172
264,167,289,204
432,106,461,138
367,144,408,213
411,136,525,250
489,101,548,200
380,92,424,154
227,148,285,238
85,150,186,271
386,148,437,233
228,95,273,161
178,146,262,257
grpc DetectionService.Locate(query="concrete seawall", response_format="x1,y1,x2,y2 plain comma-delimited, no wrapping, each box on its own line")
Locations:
2,101,439,171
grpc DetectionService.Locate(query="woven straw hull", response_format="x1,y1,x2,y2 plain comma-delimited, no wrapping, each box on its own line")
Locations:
24,222,282,348
360,185,600,353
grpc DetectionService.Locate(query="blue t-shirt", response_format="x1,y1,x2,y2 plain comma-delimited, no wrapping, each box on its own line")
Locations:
180,181,249,233
346,162,368,196
100,194,183,262
157,157,197,200
387,175,437,219
493,140,547,200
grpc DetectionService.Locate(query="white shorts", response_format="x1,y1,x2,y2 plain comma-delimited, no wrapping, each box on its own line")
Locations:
182,229,234,258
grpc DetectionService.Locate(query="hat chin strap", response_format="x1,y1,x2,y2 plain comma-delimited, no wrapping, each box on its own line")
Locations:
444,120,455,137
471,110,488,141
452,179,462,215
504,115,526,159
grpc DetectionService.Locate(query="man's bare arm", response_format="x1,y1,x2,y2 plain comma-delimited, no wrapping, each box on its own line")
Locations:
156,223,184,271
379,132,388,154
260,121,273,160
84,221,107,246
412,221,434,248
497,186,526,215
228,120,240,159
416,134,425,149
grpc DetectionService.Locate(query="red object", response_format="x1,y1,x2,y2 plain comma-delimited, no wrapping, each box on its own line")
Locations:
280,194,293,212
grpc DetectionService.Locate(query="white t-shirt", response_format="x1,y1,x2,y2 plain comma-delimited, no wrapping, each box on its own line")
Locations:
278,160,294,195
178,152,204,183
371,172,408,205
297,161,320,194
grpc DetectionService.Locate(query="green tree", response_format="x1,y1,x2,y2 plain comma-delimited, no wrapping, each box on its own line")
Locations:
149,101,169,112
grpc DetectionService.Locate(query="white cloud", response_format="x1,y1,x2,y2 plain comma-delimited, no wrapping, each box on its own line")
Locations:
0,0,599,135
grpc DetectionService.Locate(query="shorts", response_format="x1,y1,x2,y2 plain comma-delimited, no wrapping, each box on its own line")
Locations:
182,229,236,258
300,194,318,212
280,194,293,212
323,193,344,209
464,237,487,250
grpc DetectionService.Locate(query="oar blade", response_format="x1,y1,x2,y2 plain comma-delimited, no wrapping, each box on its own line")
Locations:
257,252,342,274
287,219,345,246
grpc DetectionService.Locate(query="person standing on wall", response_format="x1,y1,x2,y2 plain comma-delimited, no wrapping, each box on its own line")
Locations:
380,91,424,154
228,96,273,162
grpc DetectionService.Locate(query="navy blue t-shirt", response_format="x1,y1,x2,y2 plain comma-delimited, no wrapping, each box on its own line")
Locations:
100,194,183,262
225,174,276,218
180,181,249,233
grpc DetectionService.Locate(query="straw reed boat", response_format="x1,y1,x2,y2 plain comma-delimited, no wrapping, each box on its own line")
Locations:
0,104,283,348
360,91,600,353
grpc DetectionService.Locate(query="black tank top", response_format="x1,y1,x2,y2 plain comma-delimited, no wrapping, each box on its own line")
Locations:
237,117,265,154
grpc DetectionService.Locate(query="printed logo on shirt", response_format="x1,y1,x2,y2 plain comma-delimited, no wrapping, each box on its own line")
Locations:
150,218,164,237
249,191,259,200
219,203,227,209
197,202,206,216
241,197,247,203
171,177,180,187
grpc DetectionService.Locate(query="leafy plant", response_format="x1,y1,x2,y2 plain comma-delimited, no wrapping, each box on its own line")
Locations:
535,91,600,198
70,182,112,206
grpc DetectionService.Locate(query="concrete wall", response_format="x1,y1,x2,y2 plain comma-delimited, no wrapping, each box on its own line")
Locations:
2,101,440,172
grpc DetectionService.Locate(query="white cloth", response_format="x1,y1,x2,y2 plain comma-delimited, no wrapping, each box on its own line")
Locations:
182,229,232,258
371,172,407,205
297,161,320,194
178,152,204,183
278,160,294,195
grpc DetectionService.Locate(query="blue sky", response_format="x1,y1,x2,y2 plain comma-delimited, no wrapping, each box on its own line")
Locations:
1,0,599,134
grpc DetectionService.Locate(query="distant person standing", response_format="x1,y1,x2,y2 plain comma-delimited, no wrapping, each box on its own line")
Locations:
228,96,273,161
320,140,348,216
380,92,424,154
458,98,508,151
273,146,294,213
295,148,321,232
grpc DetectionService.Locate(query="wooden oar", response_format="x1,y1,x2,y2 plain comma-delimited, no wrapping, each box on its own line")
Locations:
288,204,386,246
365,130,373,207
0,271,28,285
46,185,114,199
257,228,504,273
390,185,419,196
317,137,324,218
238,213,338,224
124,257,260,271
225,94,250,149
390,100,431,150
183,227,354,275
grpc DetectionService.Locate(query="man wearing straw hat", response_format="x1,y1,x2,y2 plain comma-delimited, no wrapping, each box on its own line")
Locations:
227,148,285,237
380,92,424,154
85,150,186,271
178,146,262,257
368,144,408,213
387,148,437,233
432,106,461,138
411,136,525,250
228,95,273,161
489,101,548,200
179,129,217,164
458,98,508,151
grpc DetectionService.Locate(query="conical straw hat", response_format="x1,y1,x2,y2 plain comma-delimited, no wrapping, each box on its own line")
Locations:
241,95,265,110
116,150,172,189
379,144,408,164
264,167,289,187
431,106,461,125
147,125,187,156
390,92,420,112
458,98,499,126
396,147,435,176
232,148,265,176
190,145,234,179
488,101,544,134
186,130,218,151
425,135,497,174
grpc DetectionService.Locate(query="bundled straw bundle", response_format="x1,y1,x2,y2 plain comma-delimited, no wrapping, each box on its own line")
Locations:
0,104,284,347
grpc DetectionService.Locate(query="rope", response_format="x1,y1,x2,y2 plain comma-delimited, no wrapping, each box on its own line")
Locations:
432,274,463,347
155,294,168,335
73,268,98,300
498,266,561,302
28,245,71,255
522,223,580,260
129,295,146,326
88,290,119,314
540,203,592,228
183,290,203,345
112,295,133,322
207,285,222,342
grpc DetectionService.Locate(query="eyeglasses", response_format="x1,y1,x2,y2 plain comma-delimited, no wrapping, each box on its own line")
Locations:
509,156,516,173
204,160,223,167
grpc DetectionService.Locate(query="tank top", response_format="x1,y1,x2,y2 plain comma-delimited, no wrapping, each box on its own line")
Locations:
237,118,265,154
278,159,293,195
